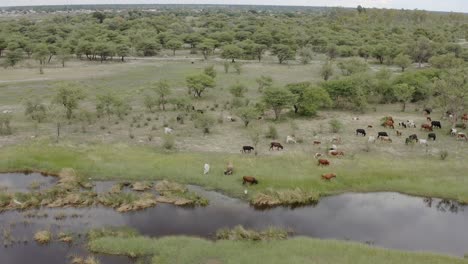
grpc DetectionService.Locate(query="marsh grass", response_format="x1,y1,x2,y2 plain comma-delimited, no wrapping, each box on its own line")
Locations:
88,235,468,264
216,225,289,241
251,188,319,208
34,230,52,244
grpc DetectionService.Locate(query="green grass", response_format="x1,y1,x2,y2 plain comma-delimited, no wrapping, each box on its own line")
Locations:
0,140,467,203
88,235,468,264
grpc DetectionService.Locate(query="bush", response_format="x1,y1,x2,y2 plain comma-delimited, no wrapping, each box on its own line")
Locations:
233,63,242,75
265,125,279,139
440,150,448,160
194,114,215,134
162,135,175,150
329,119,343,133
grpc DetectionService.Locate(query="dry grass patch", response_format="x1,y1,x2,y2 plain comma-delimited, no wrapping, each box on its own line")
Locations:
251,188,319,208
216,225,289,241
34,230,52,244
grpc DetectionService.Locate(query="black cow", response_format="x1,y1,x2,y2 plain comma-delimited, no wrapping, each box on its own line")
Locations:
356,129,366,136
241,146,254,153
431,121,442,129
424,108,432,115
428,133,436,141
377,132,388,138
409,134,418,141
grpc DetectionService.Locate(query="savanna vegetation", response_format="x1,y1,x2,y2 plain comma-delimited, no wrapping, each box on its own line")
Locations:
1,4,468,263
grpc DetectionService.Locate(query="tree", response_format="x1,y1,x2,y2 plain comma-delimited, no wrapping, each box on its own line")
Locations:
152,80,171,111
194,113,215,134
394,53,412,72
298,46,314,64
410,37,432,68
327,44,338,60
136,40,161,56
392,83,415,112
320,60,333,81
143,95,158,113
236,106,258,127
287,82,332,116
433,69,468,117
256,75,273,92
186,74,215,97
233,63,242,75
4,49,23,68
198,39,217,59
0,35,7,57
229,82,248,97
53,83,85,120
262,87,296,120
116,44,130,62
92,11,106,23
372,44,388,64
166,39,183,56
429,53,464,69
271,44,295,64
221,44,244,63
337,57,369,76
33,44,50,74
204,65,217,78
57,47,72,67
24,99,47,123
94,42,114,62
96,93,119,121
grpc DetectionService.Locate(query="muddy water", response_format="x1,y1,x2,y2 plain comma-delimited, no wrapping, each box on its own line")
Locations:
0,172,57,192
1,174,468,264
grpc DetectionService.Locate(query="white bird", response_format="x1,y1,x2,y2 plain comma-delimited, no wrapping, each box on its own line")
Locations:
204,163,210,175
244,189,248,195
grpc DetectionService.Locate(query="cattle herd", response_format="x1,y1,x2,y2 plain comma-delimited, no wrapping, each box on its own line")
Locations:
211,110,468,187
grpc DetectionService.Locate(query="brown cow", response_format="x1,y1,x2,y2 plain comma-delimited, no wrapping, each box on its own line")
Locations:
462,114,468,123
421,123,433,131
426,117,432,122
457,133,467,141
242,176,258,185
367,125,373,128
313,140,321,145
328,150,344,157
321,173,337,180
379,136,392,143
383,120,394,129
396,130,402,137
269,142,284,150
317,159,330,166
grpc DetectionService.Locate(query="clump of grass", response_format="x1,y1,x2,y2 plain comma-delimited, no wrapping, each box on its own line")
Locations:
98,192,157,212
70,256,101,264
58,232,73,243
34,230,52,244
29,181,41,190
440,150,449,160
265,125,279,139
162,134,175,150
87,227,139,241
251,188,319,208
131,181,153,192
155,180,208,206
0,192,11,208
329,119,343,133
216,225,289,241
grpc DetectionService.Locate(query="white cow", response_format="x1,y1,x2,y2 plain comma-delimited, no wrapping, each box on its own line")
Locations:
164,127,173,134
368,136,376,143
2,110,12,114
451,128,457,136
419,139,428,145
330,144,337,150
314,153,323,159
203,163,210,175
286,136,297,144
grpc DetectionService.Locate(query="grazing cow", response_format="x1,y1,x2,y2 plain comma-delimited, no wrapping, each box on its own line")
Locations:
203,163,210,175
396,130,402,137
270,142,284,150
321,173,337,181
462,114,468,123
457,133,468,141
356,129,366,136
368,136,376,143
286,136,297,144
426,117,432,122
379,136,392,143
226,116,236,122
409,134,418,141
419,139,428,145
164,127,173,134
241,146,254,153
424,108,432,115
329,144,337,151
242,176,258,185
451,128,458,136
1,110,12,114
318,159,330,166
383,120,394,129
421,124,433,131
314,153,323,159
428,133,436,141
431,121,442,129
398,122,407,128
196,109,204,114
352,117,360,120
313,140,321,145
377,132,388,138
328,150,344,157
368,125,373,128
404,120,416,128
224,162,234,175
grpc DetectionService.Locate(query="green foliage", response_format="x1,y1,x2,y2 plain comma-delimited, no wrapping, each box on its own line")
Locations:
4,49,23,67
229,82,248,97
165,39,183,55
321,75,371,111
216,225,289,241
96,93,130,121
0,113,12,135
298,45,314,64
186,74,215,97
271,44,295,64
33,43,49,74
53,82,85,119
256,75,273,92
162,134,176,150
320,60,334,81
151,80,171,111
429,53,464,69
221,44,244,62
287,82,332,116
193,113,215,134
329,119,343,133
235,106,258,127
233,63,242,75
265,125,279,139
394,53,412,72
262,87,296,120
337,57,369,76
136,39,161,56
392,83,415,112
24,99,47,123
203,65,217,79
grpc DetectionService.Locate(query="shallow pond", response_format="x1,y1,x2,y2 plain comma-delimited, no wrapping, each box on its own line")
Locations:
1,173,467,263
0,172,57,192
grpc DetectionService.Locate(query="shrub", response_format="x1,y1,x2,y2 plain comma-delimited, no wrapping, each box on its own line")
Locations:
233,63,242,74
329,119,343,133
265,125,279,139
194,114,215,134
440,150,448,160
162,135,175,150
34,230,52,244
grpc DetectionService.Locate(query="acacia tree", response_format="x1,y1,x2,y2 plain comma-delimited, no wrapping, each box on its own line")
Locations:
256,75,273,92
166,39,183,56
236,106,258,127
153,80,171,111
392,83,415,112
262,87,296,120
320,60,333,81
433,70,468,118
186,74,215,97
33,44,50,74
287,82,332,116
271,44,295,64
221,44,244,63
24,99,47,123
394,53,412,72
53,83,85,120
229,82,248,97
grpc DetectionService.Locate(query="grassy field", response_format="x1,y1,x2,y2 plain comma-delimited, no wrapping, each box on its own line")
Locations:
88,235,468,264
0,141,466,203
